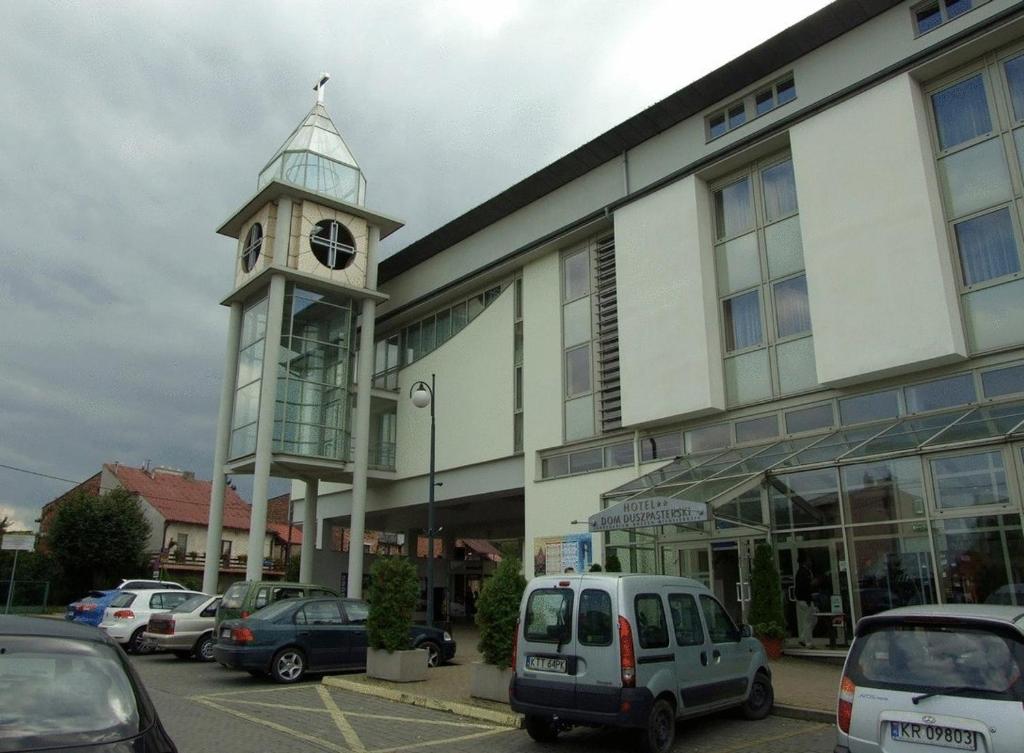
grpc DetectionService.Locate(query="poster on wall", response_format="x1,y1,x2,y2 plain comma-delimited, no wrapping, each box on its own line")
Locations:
533,533,593,576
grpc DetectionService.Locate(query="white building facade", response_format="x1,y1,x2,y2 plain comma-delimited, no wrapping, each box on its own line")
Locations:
212,1,1024,647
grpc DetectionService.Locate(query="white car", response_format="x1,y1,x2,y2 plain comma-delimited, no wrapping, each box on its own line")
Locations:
99,589,205,653
836,604,1024,753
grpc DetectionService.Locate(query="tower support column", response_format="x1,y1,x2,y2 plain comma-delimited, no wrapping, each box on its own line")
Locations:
203,301,243,594
300,478,319,583
246,273,287,581
346,224,381,598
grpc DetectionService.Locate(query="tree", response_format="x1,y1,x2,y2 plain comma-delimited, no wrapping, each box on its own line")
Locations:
748,543,786,639
46,488,152,597
366,556,418,652
476,557,527,666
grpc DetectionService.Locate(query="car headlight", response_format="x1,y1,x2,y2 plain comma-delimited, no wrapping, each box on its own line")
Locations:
443,632,453,641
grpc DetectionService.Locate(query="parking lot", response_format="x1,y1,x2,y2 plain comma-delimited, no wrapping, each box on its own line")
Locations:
131,653,838,753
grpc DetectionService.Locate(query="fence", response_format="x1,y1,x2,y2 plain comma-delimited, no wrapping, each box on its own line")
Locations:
0,580,51,614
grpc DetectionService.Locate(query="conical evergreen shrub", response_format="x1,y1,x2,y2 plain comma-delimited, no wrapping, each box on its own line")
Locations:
367,556,418,652
748,543,786,639
475,557,527,666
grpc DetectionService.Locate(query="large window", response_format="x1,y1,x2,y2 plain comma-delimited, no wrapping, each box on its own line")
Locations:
928,51,1024,352
562,243,596,441
230,296,269,458
713,155,816,406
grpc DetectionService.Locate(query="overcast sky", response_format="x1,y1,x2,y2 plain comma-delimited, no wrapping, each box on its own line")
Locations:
0,0,832,531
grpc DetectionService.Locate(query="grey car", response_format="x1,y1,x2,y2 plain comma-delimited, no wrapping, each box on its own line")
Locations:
143,594,221,661
835,604,1024,753
510,574,772,753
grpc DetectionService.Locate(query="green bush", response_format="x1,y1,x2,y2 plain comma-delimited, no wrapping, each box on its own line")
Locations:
748,543,786,639
366,557,418,652
605,553,622,573
475,558,527,667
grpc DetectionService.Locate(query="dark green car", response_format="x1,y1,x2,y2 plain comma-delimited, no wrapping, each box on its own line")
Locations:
215,581,338,630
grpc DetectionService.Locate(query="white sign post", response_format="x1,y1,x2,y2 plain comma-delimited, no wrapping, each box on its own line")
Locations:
2,533,35,615
589,496,709,533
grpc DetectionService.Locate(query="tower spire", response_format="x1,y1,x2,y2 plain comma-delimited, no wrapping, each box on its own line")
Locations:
314,72,330,104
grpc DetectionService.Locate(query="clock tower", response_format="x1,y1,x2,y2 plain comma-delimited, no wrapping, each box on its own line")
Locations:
202,76,402,594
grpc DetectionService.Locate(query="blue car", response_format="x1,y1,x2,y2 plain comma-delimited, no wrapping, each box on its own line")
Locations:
66,590,119,626
213,597,456,683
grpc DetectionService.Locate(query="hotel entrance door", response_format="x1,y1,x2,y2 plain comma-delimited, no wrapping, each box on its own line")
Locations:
661,537,765,625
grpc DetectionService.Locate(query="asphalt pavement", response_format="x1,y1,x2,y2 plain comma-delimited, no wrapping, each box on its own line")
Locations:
130,653,839,753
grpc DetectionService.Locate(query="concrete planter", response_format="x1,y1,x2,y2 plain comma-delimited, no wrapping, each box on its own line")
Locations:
366,647,428,683
470,662,513,704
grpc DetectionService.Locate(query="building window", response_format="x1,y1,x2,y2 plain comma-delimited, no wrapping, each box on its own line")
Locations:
229,296,269,458
706,75,796,141
514,275,524,453
981,362,1024,397
562,242,596,442
241,223,262,273
309,219,356,270
913,0,983,36
640,431,682,462
928,52,1024,352
541,439,635,479
713,154,816,406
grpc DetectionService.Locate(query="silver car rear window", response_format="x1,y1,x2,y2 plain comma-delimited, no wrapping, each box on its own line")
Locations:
849,623,1024,701
524,589,574,643
0,636,142,750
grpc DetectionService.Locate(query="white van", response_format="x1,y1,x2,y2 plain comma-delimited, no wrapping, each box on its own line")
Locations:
510,574,773,753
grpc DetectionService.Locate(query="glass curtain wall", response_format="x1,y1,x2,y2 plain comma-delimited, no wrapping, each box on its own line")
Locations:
229,296,269,458
274,285,357,460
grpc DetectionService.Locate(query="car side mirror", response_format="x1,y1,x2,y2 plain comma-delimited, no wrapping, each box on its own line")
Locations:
739,624,753,639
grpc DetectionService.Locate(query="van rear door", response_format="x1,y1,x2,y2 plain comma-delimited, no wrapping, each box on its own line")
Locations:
517,582,579,709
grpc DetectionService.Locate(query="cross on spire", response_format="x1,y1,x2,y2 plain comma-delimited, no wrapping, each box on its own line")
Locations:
314,73,331,104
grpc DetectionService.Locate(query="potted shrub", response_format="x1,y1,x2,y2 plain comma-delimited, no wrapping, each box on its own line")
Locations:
365,557,427,682
748,542,787,660
605,553,622,573
471,557,526,703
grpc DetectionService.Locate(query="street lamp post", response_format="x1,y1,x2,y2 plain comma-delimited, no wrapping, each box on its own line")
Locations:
410,374,436,629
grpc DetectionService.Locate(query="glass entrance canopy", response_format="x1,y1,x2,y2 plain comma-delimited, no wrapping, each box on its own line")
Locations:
602,399,1024,526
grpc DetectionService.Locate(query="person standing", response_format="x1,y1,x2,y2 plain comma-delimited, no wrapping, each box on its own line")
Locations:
795,554,816,648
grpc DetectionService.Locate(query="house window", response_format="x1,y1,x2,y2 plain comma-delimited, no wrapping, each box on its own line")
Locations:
220,540,232,559
712,154,816,406
913,0,984,36
928,52,1024,352
706,74,796,141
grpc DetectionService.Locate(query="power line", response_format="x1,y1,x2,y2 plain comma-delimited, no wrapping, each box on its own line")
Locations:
0,463,80,485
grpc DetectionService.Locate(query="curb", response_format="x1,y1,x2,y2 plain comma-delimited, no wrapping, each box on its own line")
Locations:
772,703,835,725
322,676,523,728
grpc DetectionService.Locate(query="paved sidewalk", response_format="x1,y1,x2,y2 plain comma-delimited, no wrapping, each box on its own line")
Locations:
325,625,842,725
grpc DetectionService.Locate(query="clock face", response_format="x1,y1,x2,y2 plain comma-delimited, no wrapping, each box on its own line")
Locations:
242,223,263,272
310,220,356,270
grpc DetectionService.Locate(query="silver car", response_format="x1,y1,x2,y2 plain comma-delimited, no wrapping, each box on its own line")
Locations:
836,605,1024,753
143,594,221,661
510,574,772,753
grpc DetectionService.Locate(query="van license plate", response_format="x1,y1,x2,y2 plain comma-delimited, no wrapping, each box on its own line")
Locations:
890,722,976,750
526,655,567,673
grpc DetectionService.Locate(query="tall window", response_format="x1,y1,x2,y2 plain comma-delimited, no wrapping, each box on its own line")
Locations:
513,275,524,453
712,155,816,406
230,296,269,458
928,50,1024,353
563,245,595,441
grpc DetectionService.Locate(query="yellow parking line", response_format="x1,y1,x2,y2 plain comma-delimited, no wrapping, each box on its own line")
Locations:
212,698,332,714
339,710,495,729
192,697,350,753
371,727,511,753
189,684,315,700
713,722,830,753
317,686,368,753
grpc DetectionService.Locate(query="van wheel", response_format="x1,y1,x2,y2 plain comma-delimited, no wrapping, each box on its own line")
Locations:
640,698,675,753
742,672,774,720
524,715,559,743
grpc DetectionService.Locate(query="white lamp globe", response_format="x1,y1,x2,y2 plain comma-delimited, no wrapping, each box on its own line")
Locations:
411,387,431,408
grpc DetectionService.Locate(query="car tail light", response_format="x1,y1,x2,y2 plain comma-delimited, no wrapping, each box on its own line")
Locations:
162,619,175,635
618,616,636,688
113,610,135,619
510,619,520,669
241,610,251,619
837,675,855,733
231,627,255,644
81,604,96,612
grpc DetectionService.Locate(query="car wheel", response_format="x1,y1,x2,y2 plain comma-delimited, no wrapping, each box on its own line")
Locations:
194,634,215,662
127,627,148,655
270,648,306,684
421,641,441,668
524,715,559,743
172,650,192,660
741,672,774,720
640,698,675,753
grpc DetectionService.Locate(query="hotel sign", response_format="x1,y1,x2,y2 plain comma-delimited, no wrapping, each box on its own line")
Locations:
589,497,709,532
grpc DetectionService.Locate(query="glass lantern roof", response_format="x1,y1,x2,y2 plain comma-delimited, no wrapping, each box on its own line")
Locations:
258,102,366,206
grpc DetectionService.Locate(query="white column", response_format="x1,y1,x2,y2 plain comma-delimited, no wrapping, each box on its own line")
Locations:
300,478,319,583
203,302,243,594
346,224,381,598
246,273,287,581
